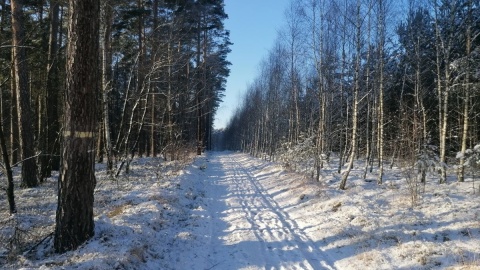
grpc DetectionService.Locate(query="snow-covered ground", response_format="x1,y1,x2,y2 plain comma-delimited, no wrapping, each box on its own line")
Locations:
1,152,479,269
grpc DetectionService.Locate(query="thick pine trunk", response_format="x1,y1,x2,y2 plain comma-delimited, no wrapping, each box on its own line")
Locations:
54,0,99,253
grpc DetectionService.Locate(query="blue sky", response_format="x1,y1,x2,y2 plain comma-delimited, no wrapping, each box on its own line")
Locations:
214,0,291,129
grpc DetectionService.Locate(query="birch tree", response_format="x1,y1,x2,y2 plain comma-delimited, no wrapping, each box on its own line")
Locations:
433,0,458,184
456,0,475,182
376,0,386,184
340,0,363,190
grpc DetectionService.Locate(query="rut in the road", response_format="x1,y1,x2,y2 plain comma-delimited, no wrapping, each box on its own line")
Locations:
203,152,335,270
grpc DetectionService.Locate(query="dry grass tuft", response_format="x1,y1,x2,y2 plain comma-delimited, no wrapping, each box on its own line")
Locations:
107,205,129,218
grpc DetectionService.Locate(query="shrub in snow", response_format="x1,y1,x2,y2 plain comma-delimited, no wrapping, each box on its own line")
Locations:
278,134,316,175
457,144,480,169
456,143,480,193
416,143,445,184
404,143,444,206
277,134,331,180
0,216,35,262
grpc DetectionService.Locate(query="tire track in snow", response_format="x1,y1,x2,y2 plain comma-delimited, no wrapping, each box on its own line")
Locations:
206,152,335,270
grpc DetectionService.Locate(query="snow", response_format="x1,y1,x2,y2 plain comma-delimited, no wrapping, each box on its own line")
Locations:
1,152,479,269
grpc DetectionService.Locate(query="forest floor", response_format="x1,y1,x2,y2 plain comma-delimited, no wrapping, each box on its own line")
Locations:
0,151,479,269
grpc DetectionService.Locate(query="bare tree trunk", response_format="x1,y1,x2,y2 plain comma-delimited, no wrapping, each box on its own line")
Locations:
38,0,57,180
11,0,38,187
308,0,327,181
149,0,159,158
115,86,150,177
458,0,472,183
42,0,61,177
337,0,348,175
196,19,204,155
415,61,425,183
113,59,136,154
362,9,372,181
10,47,19,165
0,116,15,214
340,0,361,190
0,3,13,208
377,0,386,185
101,0,114,172
54,0,100,253
114,65,151,176
0,0,12,167
134,0,147,157
434,4,444,183
167,40,175,159
434,0,455,184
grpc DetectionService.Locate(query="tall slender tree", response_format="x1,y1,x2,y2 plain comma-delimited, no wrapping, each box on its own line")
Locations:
101,0,114,171
11,0,38,187
433,0,459,184
457,0,474,182
38,0,61,180
340,0,363,190
376,0,387,185
0,118,15,214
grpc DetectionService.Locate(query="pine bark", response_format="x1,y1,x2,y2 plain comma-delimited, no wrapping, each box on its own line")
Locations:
54,0,100,253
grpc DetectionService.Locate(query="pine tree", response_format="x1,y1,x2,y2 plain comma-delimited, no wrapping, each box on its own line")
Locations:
54,0,100,253
11,0,38,187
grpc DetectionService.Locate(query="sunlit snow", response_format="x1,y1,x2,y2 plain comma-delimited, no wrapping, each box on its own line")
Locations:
1,152,479,269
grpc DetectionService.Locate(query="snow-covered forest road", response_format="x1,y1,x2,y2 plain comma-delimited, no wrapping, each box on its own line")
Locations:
2,151,479,269
177,152,479,270
192,153,335,270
